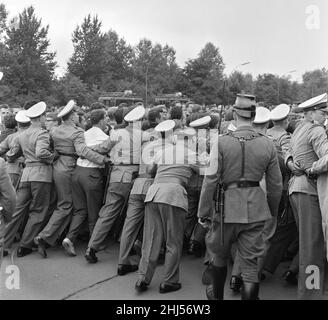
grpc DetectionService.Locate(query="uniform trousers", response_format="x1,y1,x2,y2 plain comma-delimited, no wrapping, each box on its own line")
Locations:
184,188,200,241
138,202,186,285
118,194,145,265
4,181,51,249
8,173,20,190
263,191,299,274
66,166,104,243
206,220,266,283
290,193,328,300
38,168,74,246
88,182,132,251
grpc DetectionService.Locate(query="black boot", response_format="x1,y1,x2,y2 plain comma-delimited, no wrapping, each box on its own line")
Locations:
241,282,259,300
206,265,227,300
230,276,243,292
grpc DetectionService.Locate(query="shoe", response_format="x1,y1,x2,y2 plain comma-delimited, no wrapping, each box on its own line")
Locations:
17,247,33,257
85,248,98,264
117,264,138,276
159,282,182,294
135,279,148,293
62,238,77,256
34,236,47,258
230,276,243,293
283,270,298,286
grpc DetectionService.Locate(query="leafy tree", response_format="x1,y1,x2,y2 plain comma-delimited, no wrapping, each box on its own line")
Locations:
52,74,100,106
3,6,56,101
68,14,106,87
100,30,134,91
131,38,180,102
301,68,328,100
184,42,225,104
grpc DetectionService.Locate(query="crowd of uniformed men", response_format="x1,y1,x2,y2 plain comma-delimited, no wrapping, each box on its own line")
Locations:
0,91,328,300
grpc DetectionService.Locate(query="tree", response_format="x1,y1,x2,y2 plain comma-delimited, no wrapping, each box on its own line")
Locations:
184,42,225,104
99,29,134,91
226,71,254,104
3,6,56,102
52,74,100,106
131,38,180,102
68,15,106,87
301,68,328,100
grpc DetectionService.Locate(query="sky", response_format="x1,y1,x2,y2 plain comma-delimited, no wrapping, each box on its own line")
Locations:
2,0,328,82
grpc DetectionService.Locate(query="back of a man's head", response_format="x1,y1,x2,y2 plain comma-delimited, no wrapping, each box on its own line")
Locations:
170,106,183,120
90,109,105,126
4,114,17,129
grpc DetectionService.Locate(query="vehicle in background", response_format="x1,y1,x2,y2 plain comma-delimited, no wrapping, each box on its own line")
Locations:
98,90,143,107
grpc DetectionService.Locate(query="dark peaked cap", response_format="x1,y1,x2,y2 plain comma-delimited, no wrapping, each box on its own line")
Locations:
233,94,257,118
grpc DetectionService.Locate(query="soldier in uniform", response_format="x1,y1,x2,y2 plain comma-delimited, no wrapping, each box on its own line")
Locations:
34,101,110,258
198,94,282,300
184,115,211,257
117,132,161,276
0,110,31,189
135,120,199,294
4,102,55,257
286,93,328,299
85,105,149,263
229,106,272,291
263,104,299,285
61,109,109,256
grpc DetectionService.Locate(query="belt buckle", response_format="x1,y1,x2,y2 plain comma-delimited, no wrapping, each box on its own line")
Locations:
238,179,247,188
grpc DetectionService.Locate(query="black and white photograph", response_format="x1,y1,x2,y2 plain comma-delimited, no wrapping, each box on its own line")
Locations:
0,0,328,305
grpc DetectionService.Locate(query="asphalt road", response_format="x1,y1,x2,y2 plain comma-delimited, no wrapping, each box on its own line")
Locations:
0,241,297,300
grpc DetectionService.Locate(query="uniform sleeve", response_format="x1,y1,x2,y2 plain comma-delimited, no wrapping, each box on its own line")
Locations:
265,143,283,217
0,136,10,156
35,130,55,163
308,125,328,159
198,136,221,219
6,135,23,162
89,130,118,155
311,155,328,174
72,129,106,165
0,158,16,223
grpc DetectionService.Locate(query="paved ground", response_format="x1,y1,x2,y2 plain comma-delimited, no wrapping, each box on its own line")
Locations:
0,241,297,300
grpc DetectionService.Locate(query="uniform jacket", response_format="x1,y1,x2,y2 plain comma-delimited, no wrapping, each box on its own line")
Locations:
287,120,328,196
267,126,291,190
91,123,150,183
199,125,282,224
50,120,106,172
145,140,198,212
0,129,27,175
6,123,54,183
130,137,162,196
0,158,16,238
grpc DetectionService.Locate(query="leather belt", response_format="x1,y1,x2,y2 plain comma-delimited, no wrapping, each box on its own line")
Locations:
138,173,153,179
25,162,49,168
114,164,140,167
223,180,259,191
154,177,186,188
